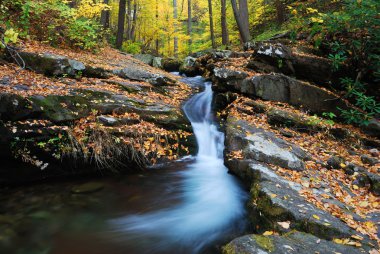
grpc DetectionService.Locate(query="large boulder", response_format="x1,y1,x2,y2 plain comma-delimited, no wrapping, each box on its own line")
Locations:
133,54,155,65
361,119,380,138
212,67,249,92
18,51,110,78
152,57,163,69
223,231,363,254
0,93,38,121
113,66,176,86
220,73,351,116
248,42,352,86
19,52,85,77
226,116,310,171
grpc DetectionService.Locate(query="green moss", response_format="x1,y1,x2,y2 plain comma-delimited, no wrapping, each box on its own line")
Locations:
252,235,275,252
254,28,289,42
221,243,236,254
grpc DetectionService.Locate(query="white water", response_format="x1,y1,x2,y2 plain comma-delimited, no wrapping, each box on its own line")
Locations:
109,76,247,253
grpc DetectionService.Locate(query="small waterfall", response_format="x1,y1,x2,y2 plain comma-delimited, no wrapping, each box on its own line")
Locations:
109,76,247,253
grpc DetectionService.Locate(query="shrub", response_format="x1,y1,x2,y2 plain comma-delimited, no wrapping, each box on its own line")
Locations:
122,40,142,54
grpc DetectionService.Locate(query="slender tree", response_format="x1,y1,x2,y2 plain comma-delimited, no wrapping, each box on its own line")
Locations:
275,0,286,25
221,0,229,46
208,0,216,49
100,0,110,29
173,0,179,57
126,0,132,40
187,0,192,52
116,0,127,49
131,2,138,42
231,0,251,43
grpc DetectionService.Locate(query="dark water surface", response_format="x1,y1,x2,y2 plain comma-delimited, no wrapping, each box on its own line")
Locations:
0,75,248,254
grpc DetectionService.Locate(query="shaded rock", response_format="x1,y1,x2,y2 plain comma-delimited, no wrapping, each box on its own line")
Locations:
242,100,268,114
71,182,104,194
361,155,379,166
161,58,182,72
352,173,370,188
213,67,249,93
113,66,176,86
369,148,379,157
232,73,351,115
212,92,237,111
30,94,90,123
103,80,145,93
344,163,366,175
0,93,37,121
367,173,380,196
227,160,357,241
223,231,363,254
83,66,110,79
246,60,279,73
361,119,380,138
226,116,310,171
179,56,202,77
267,108,318,132
133,54,154,65
326,156,345,169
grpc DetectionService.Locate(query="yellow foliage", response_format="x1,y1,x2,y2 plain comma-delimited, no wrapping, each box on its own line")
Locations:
77,0,110,19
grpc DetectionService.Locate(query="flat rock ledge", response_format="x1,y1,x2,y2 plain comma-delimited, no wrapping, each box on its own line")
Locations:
224,115,374,252
223,231,363,254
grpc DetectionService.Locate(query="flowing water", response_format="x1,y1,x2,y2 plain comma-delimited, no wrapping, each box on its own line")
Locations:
0,75,247,254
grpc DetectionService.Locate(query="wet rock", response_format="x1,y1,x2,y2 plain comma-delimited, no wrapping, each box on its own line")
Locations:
326,156,345,169
344,163,365,175
212,92,237,111
246,60,279,73
161,58,182,72
133,54,154,65
71,182,104,194
267,108,318,132
83,66,110,79
98,116,119,126
361,155,379,166
226,116,310,171
213,68,248,92
223,231,363,254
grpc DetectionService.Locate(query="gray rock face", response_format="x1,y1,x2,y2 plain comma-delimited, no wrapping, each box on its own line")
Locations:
0,93,37,121
133,54,155,65
18,51,110,78
223,231,363,254
161,58,182,72
214,67,249,81
152,57,162,68
113,66,175,86
217,73,350,115
98,116,119,126
179,56,202,77
226,116,310,171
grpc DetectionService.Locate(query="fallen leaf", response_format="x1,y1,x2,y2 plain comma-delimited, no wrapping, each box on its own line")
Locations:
277,221,290,229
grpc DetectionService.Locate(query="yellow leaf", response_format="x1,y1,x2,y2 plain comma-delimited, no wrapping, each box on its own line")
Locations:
263,231,274,236
313,214,320,220
352,185,359,190
270,193,277,198
333,238,343,244
351,235,363,241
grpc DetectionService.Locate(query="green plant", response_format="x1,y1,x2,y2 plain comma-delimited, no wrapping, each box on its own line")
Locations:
122,40,142,54
328,53,347,71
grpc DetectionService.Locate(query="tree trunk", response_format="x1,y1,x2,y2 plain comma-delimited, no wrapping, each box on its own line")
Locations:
131,2,137,42
100,0,110,29
173,0,179,57
275,0,286,25
231,0,251,43
187,0,192,52
208,0,216,49
126,0,132,40
155,0,159,53
116,0,127,49
221,0,229,46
